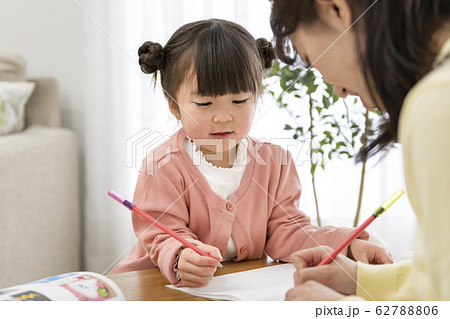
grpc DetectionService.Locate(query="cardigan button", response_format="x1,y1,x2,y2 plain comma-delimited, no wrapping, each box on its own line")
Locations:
226,202,234,211
240,246,248,254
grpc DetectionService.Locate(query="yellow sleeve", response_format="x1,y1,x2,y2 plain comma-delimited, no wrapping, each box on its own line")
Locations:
356,261,413,300
399,76,450,300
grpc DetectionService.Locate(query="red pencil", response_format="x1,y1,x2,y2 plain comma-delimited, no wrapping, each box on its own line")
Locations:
318,189,404,266
108,190,223,267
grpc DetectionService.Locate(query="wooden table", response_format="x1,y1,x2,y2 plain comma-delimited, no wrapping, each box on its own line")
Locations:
107,258,280,301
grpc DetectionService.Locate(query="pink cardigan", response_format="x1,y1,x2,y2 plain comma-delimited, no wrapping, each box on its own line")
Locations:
110,129,367,285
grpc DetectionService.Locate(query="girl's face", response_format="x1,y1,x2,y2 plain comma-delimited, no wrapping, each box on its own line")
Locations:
170,75,256,159
289,1,378,110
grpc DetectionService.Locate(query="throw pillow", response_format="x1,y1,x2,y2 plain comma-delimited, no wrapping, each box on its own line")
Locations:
0,81,35,136
0,54,26,82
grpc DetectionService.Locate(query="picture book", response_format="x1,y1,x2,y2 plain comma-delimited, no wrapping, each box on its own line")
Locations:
0,272,125,301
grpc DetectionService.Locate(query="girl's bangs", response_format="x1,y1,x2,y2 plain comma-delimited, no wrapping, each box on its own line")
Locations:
194,31,261,97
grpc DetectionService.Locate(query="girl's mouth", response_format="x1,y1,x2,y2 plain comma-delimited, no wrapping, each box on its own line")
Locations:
210,132,233,139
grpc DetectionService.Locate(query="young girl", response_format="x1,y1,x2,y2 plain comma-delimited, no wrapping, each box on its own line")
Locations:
110,19,391,287
270,0,450,300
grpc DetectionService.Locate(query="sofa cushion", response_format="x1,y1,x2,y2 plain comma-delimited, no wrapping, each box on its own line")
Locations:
0,54,26,82
0,81,35,135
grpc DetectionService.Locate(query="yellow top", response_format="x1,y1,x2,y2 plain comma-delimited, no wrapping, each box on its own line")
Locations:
353,38,450,301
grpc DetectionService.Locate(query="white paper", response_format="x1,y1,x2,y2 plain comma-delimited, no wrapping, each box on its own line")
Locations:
167,263,296,301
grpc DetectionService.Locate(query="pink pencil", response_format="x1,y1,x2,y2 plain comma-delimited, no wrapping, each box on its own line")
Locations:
108,190,223,267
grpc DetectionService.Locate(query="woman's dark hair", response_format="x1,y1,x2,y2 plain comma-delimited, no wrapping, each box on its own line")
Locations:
270,0,450,161
138,19,275,111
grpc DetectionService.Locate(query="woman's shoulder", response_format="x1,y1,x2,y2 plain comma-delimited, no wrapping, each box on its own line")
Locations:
405,39,450,105
400,58,450,141
412,61,450,96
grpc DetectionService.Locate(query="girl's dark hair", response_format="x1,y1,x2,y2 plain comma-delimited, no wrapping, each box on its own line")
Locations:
270,0,450,161
138,19,275,110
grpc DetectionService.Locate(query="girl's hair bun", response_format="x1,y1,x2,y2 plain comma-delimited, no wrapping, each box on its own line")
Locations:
256,38,276,69
138,41,165,74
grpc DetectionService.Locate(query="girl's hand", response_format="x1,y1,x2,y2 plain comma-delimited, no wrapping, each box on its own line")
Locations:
285,280,345,301
178,244,222,287
348,239,393,264
290,246,358,295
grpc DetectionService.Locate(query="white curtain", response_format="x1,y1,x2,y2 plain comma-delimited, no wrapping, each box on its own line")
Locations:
79,0,416,272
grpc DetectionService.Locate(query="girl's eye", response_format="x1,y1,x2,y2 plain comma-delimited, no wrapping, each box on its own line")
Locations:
233,98,248,104
195,102,212,107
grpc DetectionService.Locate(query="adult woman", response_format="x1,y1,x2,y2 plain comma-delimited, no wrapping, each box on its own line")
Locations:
270,0,450,300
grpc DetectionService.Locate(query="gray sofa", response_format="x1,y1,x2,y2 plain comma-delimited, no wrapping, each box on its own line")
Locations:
0,54,80,288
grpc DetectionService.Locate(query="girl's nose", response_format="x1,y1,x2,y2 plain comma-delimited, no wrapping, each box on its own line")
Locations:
213,110,232,123
333,84,350,99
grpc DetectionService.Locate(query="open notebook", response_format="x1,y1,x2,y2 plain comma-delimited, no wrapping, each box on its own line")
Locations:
166,263,296,301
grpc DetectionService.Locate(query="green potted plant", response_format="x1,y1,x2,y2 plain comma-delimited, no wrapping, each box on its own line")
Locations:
265,59,380,227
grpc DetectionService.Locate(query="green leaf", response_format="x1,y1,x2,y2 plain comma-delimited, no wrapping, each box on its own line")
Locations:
324,81,334,96
284,124,293,130
286,84,298,93
307,84,318,94
310,163,317,175
332,94,339,103
280,79,287,91
371,109,382,116
281,67,294,80
339,150,352,158
333,121,341,130
301,69,316,86
322,96,330,108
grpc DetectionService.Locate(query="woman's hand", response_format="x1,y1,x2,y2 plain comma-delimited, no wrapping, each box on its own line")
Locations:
290,246,358,296
177,244,222,287
348,239,393,264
